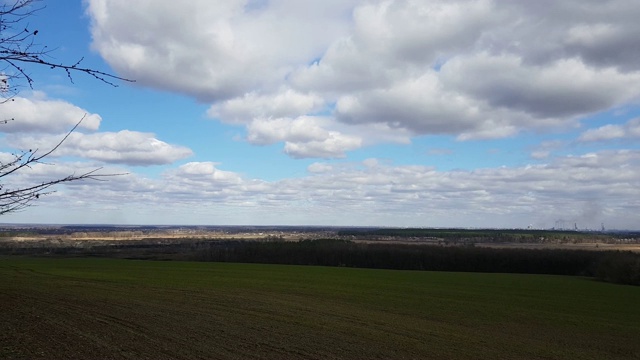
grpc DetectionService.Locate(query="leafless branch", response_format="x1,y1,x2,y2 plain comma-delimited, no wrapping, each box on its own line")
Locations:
0,114,127,214
0,0,131,215
0,0,133,94
0,168,121,215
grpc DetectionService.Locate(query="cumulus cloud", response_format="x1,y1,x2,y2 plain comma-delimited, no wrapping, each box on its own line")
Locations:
324,1,640,140
0,93,101,133
86,0,357,101
283,133,362,159
167,162,243,185
86,0,640,157
578,118,640,142
439,55,640,119
16,149,635,228
5,130,193,166
207,89,325,124
245,116,362,158
0,90,193,166
8,0,640,226
290,0,499,92
246,117,329,145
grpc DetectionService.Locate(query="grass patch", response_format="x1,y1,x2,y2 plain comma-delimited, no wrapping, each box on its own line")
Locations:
1,257,639,359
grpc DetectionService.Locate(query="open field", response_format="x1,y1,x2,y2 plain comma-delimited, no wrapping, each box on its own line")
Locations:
2,226,639,259
2,257,640,359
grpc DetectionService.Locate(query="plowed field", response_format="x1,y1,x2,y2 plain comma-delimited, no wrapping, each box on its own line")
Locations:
1,258,639,359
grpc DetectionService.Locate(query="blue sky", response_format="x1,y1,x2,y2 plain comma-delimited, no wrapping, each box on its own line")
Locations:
1,0,639,229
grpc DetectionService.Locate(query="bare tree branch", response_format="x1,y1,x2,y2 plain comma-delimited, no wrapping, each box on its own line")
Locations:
0,169,121,215
0,0,131,215
0,0,134,94
0,114,127,215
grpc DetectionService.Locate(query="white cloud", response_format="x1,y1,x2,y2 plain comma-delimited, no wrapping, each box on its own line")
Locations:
86,0,357,101
246,116,332,145
5,149,639,228
8,0,639,227
439,55,640,119
168,162,243,185
207,89,325,124
334,71,521,139
0,160,126,199
0,90,193,166
296,0,640,143
283,132,362,159
579,118,640,142
245,116,362,159
291,0,498,92
86,0,640,158
0,93,101,133
6,130,193,166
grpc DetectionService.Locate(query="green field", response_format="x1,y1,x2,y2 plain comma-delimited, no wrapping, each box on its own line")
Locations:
1,258,639,359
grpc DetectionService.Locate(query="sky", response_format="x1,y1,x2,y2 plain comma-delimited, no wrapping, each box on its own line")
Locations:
1,0,639,229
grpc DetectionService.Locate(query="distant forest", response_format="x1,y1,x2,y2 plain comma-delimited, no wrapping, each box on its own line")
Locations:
3,237,638,286
338,228,640,242
190,240,640,286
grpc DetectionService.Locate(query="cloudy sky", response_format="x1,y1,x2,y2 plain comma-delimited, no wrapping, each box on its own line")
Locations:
1,0,639,229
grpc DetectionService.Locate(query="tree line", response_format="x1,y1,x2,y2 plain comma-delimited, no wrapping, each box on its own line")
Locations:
2,237,638,285
190,239,640,286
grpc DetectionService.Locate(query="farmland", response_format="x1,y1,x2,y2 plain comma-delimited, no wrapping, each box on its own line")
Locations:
2,257,639,359
2,225,639,256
